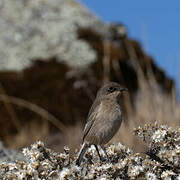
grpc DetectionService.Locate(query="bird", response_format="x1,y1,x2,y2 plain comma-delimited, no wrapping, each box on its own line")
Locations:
76,82,128,166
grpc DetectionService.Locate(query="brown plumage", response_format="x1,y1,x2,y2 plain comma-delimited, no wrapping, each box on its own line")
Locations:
76,82,128,166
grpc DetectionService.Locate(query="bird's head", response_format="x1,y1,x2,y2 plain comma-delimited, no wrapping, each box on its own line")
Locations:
96,82,128,99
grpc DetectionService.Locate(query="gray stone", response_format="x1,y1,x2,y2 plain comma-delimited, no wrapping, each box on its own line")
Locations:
0,0,110,70
0,141,25,162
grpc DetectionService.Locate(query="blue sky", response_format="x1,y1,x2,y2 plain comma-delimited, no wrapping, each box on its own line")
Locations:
78,0,180,96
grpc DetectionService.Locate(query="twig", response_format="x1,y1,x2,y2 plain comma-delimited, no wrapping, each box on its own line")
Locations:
112,58,125,84
0,83,21,131
0,94,66,133
123,39,148,90
102,40,111,83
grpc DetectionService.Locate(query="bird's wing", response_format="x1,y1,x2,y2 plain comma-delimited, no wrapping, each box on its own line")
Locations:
83,98,101,142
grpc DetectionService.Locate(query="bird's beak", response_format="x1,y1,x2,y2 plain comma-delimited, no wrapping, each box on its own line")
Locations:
119,88,128,93
119,88,128,94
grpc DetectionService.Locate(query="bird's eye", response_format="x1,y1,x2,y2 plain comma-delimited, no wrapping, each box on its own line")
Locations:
108,86,116,93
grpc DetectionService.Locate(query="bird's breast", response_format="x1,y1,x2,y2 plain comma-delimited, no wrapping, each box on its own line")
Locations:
84,97,123,145
97,98,122,124
91,98,122,145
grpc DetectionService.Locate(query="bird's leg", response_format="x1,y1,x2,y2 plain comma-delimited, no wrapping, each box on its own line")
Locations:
101,146,110,162
94,144,103,161
76,142,88,166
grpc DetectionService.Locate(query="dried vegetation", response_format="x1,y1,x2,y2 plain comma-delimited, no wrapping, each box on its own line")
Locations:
0,123,179,179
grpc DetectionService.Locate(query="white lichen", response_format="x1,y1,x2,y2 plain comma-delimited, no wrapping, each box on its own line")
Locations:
0,124,179,179
152,129,167,143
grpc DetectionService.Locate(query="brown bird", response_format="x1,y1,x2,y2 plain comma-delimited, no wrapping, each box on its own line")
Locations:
76,82,128,165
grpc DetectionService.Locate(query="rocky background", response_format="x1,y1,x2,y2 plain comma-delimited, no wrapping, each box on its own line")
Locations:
0,1,179,176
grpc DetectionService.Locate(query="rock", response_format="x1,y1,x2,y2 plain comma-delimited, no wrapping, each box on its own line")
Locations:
0,0,109,70
0,141,25,162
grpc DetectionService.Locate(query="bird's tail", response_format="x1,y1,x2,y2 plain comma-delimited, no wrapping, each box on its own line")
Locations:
76,142,88,166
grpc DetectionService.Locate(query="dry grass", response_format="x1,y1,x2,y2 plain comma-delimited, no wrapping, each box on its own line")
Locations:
5,119,50,150
108,38,180,153
112,79,180,154
5,75,179,155
0,39,179,154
